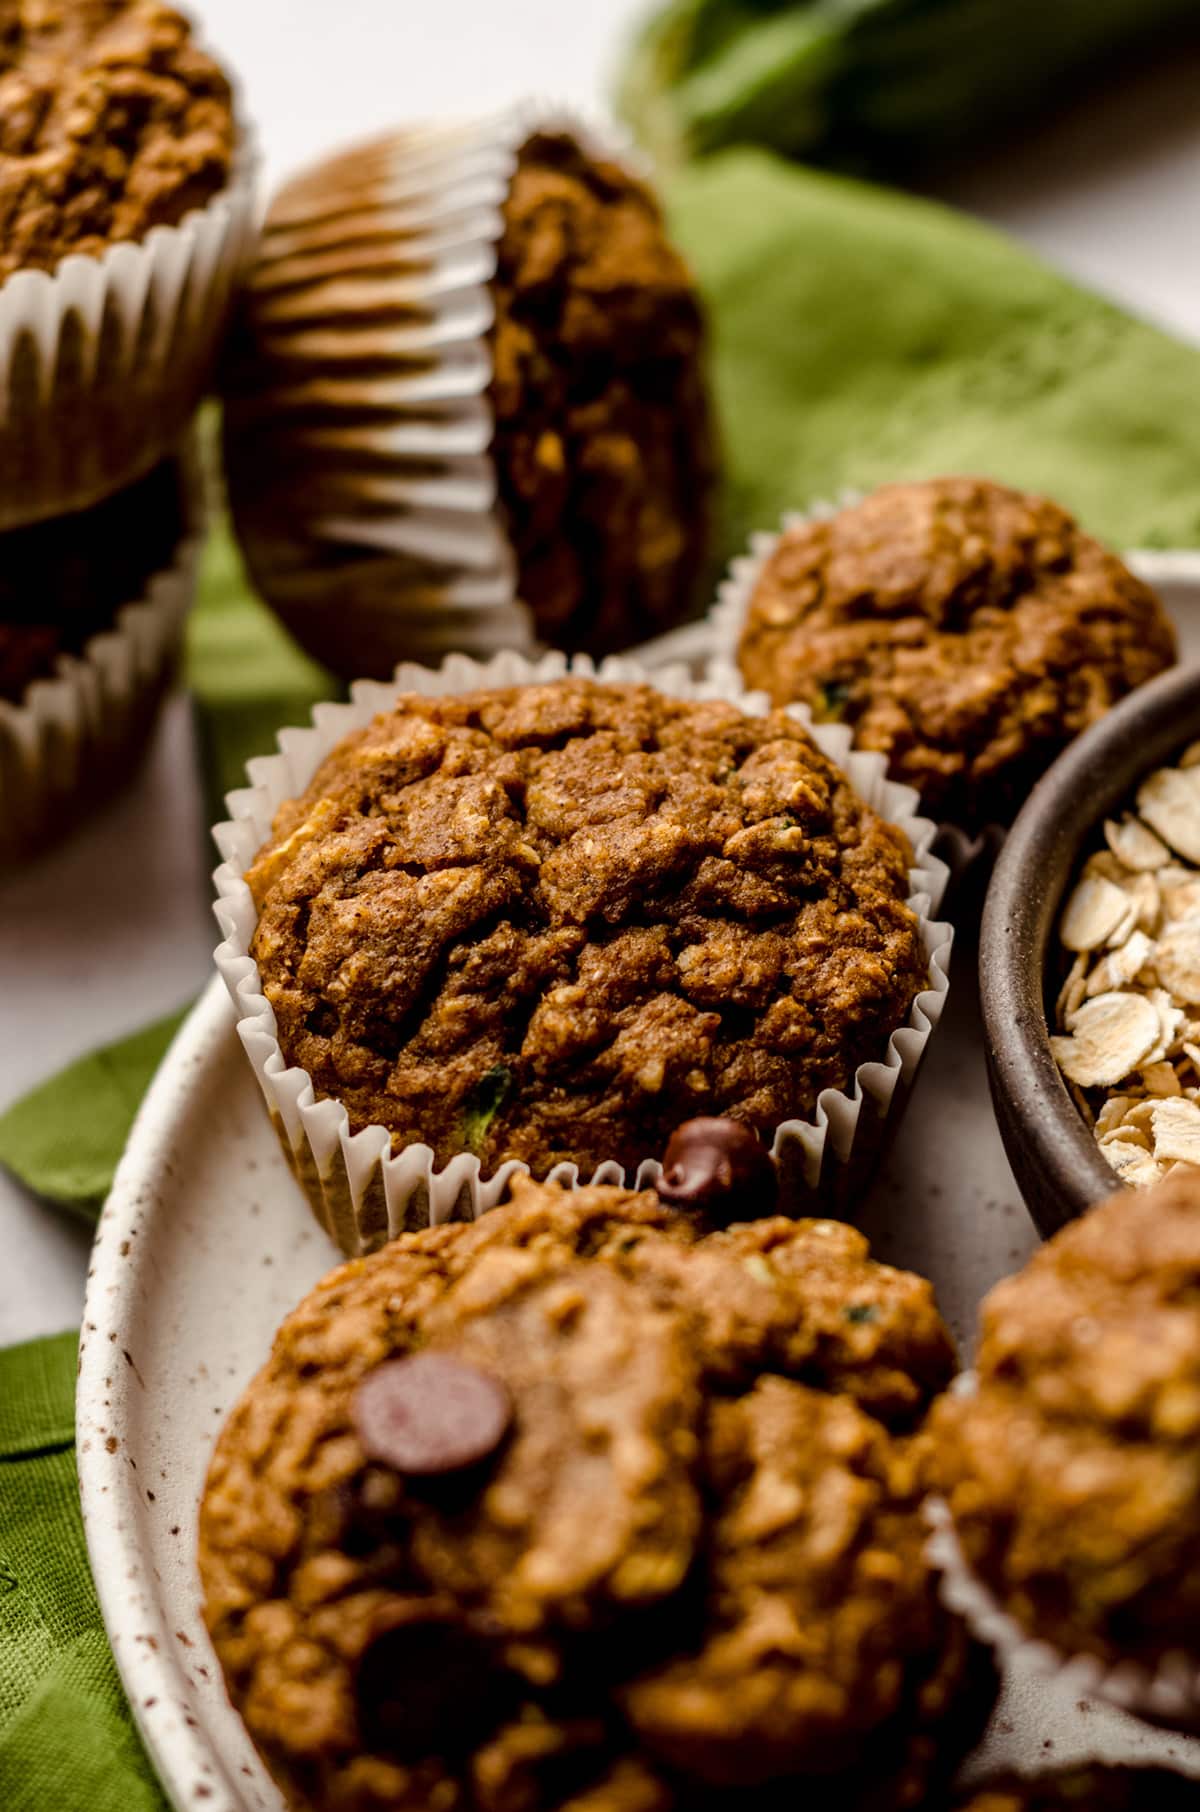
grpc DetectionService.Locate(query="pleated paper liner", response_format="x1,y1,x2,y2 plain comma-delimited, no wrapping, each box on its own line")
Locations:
212,649,953,1257
924,1373,1200,1737
0,124,258,533
0,452,205,866
221,104,649,677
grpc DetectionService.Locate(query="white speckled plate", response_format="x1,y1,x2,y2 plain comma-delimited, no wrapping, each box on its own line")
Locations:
79,553,1200,1811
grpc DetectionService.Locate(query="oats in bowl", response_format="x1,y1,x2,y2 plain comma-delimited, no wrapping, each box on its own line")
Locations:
1050,742,1200,1185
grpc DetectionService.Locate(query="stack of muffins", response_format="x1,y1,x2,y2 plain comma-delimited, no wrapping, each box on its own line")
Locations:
0,0,256,863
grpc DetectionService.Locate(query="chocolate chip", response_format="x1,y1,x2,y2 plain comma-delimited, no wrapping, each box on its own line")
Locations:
357,1616,506,1756
656,1117,777,1224
352,1354,512,1478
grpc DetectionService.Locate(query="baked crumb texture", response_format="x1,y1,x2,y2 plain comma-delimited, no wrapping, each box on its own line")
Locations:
930,1171,1200,1668
246,679,926,1179
488,131,716,655
737,478,1176,834
199,1178,990,1812
0,0,234,282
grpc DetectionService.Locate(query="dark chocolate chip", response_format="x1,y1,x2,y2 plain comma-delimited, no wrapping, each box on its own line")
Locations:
656,1117,777,1224
357,1616,506,1756
352,1353,512,1478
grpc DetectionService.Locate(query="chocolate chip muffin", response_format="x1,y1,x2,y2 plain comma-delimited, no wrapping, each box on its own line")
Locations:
245,678,927,1181
929,1169,1200,1673
0,1,236,280
0,457,187,702
200,1176,991,1812
736,479,1176,834
222,122,717,677
950,1770,1196,1812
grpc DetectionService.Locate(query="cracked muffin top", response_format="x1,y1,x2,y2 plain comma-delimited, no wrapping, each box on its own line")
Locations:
950,1769,1197,1811
245,678,927,1179
736,477,1176,834
199,1176,987,1812
929,1169,1200,1668
0,0,235,282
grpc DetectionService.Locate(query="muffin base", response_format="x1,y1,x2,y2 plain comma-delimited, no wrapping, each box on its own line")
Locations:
0,452,204,866
0,123,257,533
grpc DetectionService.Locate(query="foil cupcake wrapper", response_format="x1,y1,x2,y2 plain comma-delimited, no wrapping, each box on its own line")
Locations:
222,102,643,677
705,496,1006,890
212,649,953,1256
924,1373,1200,1732
0,455,205,866
0,124,259,532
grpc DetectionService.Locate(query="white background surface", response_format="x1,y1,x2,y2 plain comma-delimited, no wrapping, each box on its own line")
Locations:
3,0,1200,1346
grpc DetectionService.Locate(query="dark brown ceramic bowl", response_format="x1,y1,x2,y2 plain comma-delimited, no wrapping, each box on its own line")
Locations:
980,662,1200,1237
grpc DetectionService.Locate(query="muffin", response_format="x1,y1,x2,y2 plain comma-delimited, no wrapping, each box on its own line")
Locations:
0,1,256,528
224,671,940,1243
0,452,199,863
199,1175,994,1812
733,478,1176,835
928,1169,1200,1716
949,1770,1196,1812
221,118,717,676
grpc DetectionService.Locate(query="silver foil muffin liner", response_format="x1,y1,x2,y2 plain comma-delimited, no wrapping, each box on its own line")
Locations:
212,650,953,1256
0,454,205,866
222,102,644,674
924,1374,1200,1732
705,497,1007,889
0,124,258,532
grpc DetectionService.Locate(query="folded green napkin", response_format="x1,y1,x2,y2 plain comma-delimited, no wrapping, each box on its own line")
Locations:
6,147,1200,1808
669,149,1200,562
0,1335,165,1812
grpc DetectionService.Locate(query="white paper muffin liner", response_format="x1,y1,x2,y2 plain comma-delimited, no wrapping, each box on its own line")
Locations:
0,453,205,866
222,102,651,676
212,649,953,1255
924,1373,1200,1732
706,496,1008,891
0,123,258,532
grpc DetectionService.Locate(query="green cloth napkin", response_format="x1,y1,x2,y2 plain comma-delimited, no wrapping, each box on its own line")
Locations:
0,1335,166,1812
0,1013,186,1220
668,149,1200,563
8,147,1200,1808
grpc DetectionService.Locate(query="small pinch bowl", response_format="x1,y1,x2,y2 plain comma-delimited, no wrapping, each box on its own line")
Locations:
980,661,1200,1237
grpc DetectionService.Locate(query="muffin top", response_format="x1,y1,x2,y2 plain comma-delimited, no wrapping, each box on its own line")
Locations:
245,679,927,1178
0,456,186,701
951,1769,1196,1811
489,130,715,655
0,0,235,282
199,1176,978,1812
929,1170,1200,1666
736,477,1176,833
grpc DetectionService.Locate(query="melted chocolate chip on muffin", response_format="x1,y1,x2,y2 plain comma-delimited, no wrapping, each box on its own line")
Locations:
246,679,927,1178
0,0,235,281
737,478,1176,833
199,1177,983,1812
